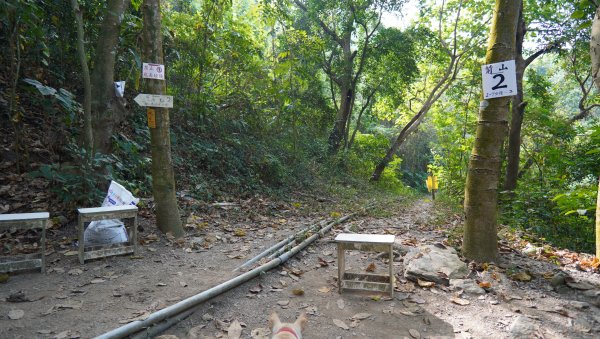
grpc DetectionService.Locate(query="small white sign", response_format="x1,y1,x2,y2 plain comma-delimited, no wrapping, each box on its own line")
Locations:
481,60,517,99
114,81,125,97
142,63,165,80
134,94,173,108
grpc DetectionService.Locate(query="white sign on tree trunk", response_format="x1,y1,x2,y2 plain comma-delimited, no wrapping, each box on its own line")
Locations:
142,63,165,80
134,94,173,108
481,60,517,99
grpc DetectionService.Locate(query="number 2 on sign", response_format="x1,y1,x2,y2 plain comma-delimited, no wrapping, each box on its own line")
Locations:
491,74,508,90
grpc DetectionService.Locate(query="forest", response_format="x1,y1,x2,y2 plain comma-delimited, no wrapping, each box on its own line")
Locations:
1,0,600,337
3,0,596,253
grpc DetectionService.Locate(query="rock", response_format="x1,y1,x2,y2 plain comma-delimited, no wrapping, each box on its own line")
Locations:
155,336,179,339
450,279,486,295
550,273,567,289
403,245,468,285
190,237,204,249
581,289,600,307
567,301,590,310
509,316,539,338
573,317,592,333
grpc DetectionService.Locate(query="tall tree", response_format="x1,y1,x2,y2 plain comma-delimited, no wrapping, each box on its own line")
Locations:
70,0,93,155
370,0,488,181
590,1,600,258
91,0,131,155
142,0,184,237
290,0,404,153
503,0,567,191
462,0,521,261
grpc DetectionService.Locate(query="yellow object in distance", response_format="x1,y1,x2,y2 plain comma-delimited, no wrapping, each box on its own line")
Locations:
426,175,438,192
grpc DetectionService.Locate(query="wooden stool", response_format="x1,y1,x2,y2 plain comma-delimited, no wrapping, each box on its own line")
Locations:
335,233,395,297
0,212,48,273
77,205,138,264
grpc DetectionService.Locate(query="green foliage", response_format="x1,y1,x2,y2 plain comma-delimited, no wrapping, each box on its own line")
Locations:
500,184,595,253
344,132,391,176
30,142,113,207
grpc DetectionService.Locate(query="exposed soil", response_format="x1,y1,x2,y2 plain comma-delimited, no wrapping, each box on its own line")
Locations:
1,197,599,339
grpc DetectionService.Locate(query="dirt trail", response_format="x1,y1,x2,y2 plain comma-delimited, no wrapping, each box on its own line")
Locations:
1,198,599,339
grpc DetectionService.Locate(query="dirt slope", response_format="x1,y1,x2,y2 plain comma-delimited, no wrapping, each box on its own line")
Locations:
1,198,599,339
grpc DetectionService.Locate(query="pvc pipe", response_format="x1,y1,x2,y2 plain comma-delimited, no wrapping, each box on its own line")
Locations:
130,307,196,339
235,219,328,271
95,213,354,339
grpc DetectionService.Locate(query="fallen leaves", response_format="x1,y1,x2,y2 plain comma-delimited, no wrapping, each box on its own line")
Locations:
227,320,243,339
43,301,83,315
577,256,600,272
478,281,492,289
409,328,421,338
233,228,246,237
451,297,470,306
333,319,349,330
317,257,329,267
510,272,532,282
249,285,263,294
277,300,290,306
417,279,435,288
350,313,371,320
318,286,332,293
365,263,376,272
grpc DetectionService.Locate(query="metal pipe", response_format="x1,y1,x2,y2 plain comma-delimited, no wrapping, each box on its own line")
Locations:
95,213,355,339
130,307,196,339
235,219,328,271
267,240,297,260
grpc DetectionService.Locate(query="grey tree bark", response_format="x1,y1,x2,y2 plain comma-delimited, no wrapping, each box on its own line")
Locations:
142,0,184,238
590,4,600,258
70,0,93,155
463,0,521,262
91,0,130,155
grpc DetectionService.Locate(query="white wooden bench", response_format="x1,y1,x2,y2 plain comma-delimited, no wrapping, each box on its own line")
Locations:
0,212,48,273
335,233,395,297
77,205,138,264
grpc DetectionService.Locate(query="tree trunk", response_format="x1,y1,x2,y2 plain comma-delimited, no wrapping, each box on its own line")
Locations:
503,4,525,192
70,0,93,155
142,0,184,238
596,176,600,258
370,103,431,181
370,53,458,182
592,6,600,90
328,36,354,153
91,0,130,155
590,5,600,258
462,0,521,262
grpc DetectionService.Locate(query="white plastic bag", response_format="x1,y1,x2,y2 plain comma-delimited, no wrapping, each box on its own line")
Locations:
84,181,139,246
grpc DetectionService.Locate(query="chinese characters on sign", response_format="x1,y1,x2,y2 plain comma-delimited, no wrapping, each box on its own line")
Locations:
134,94,174,108
481,60,517,99
142,63,165,80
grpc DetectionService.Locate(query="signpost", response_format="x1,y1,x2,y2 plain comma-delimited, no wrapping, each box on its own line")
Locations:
147,108,156,128
142,63,165,80
134,93,173,108
481,60,517,99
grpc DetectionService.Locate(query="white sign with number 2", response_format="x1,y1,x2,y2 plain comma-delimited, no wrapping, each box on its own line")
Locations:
481,60,517,99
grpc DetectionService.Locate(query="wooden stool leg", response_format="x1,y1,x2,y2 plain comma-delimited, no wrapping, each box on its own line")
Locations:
132,214,138,255
78,215,85,264
40,219,47,273
337,244,345,293
388,244,394,297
